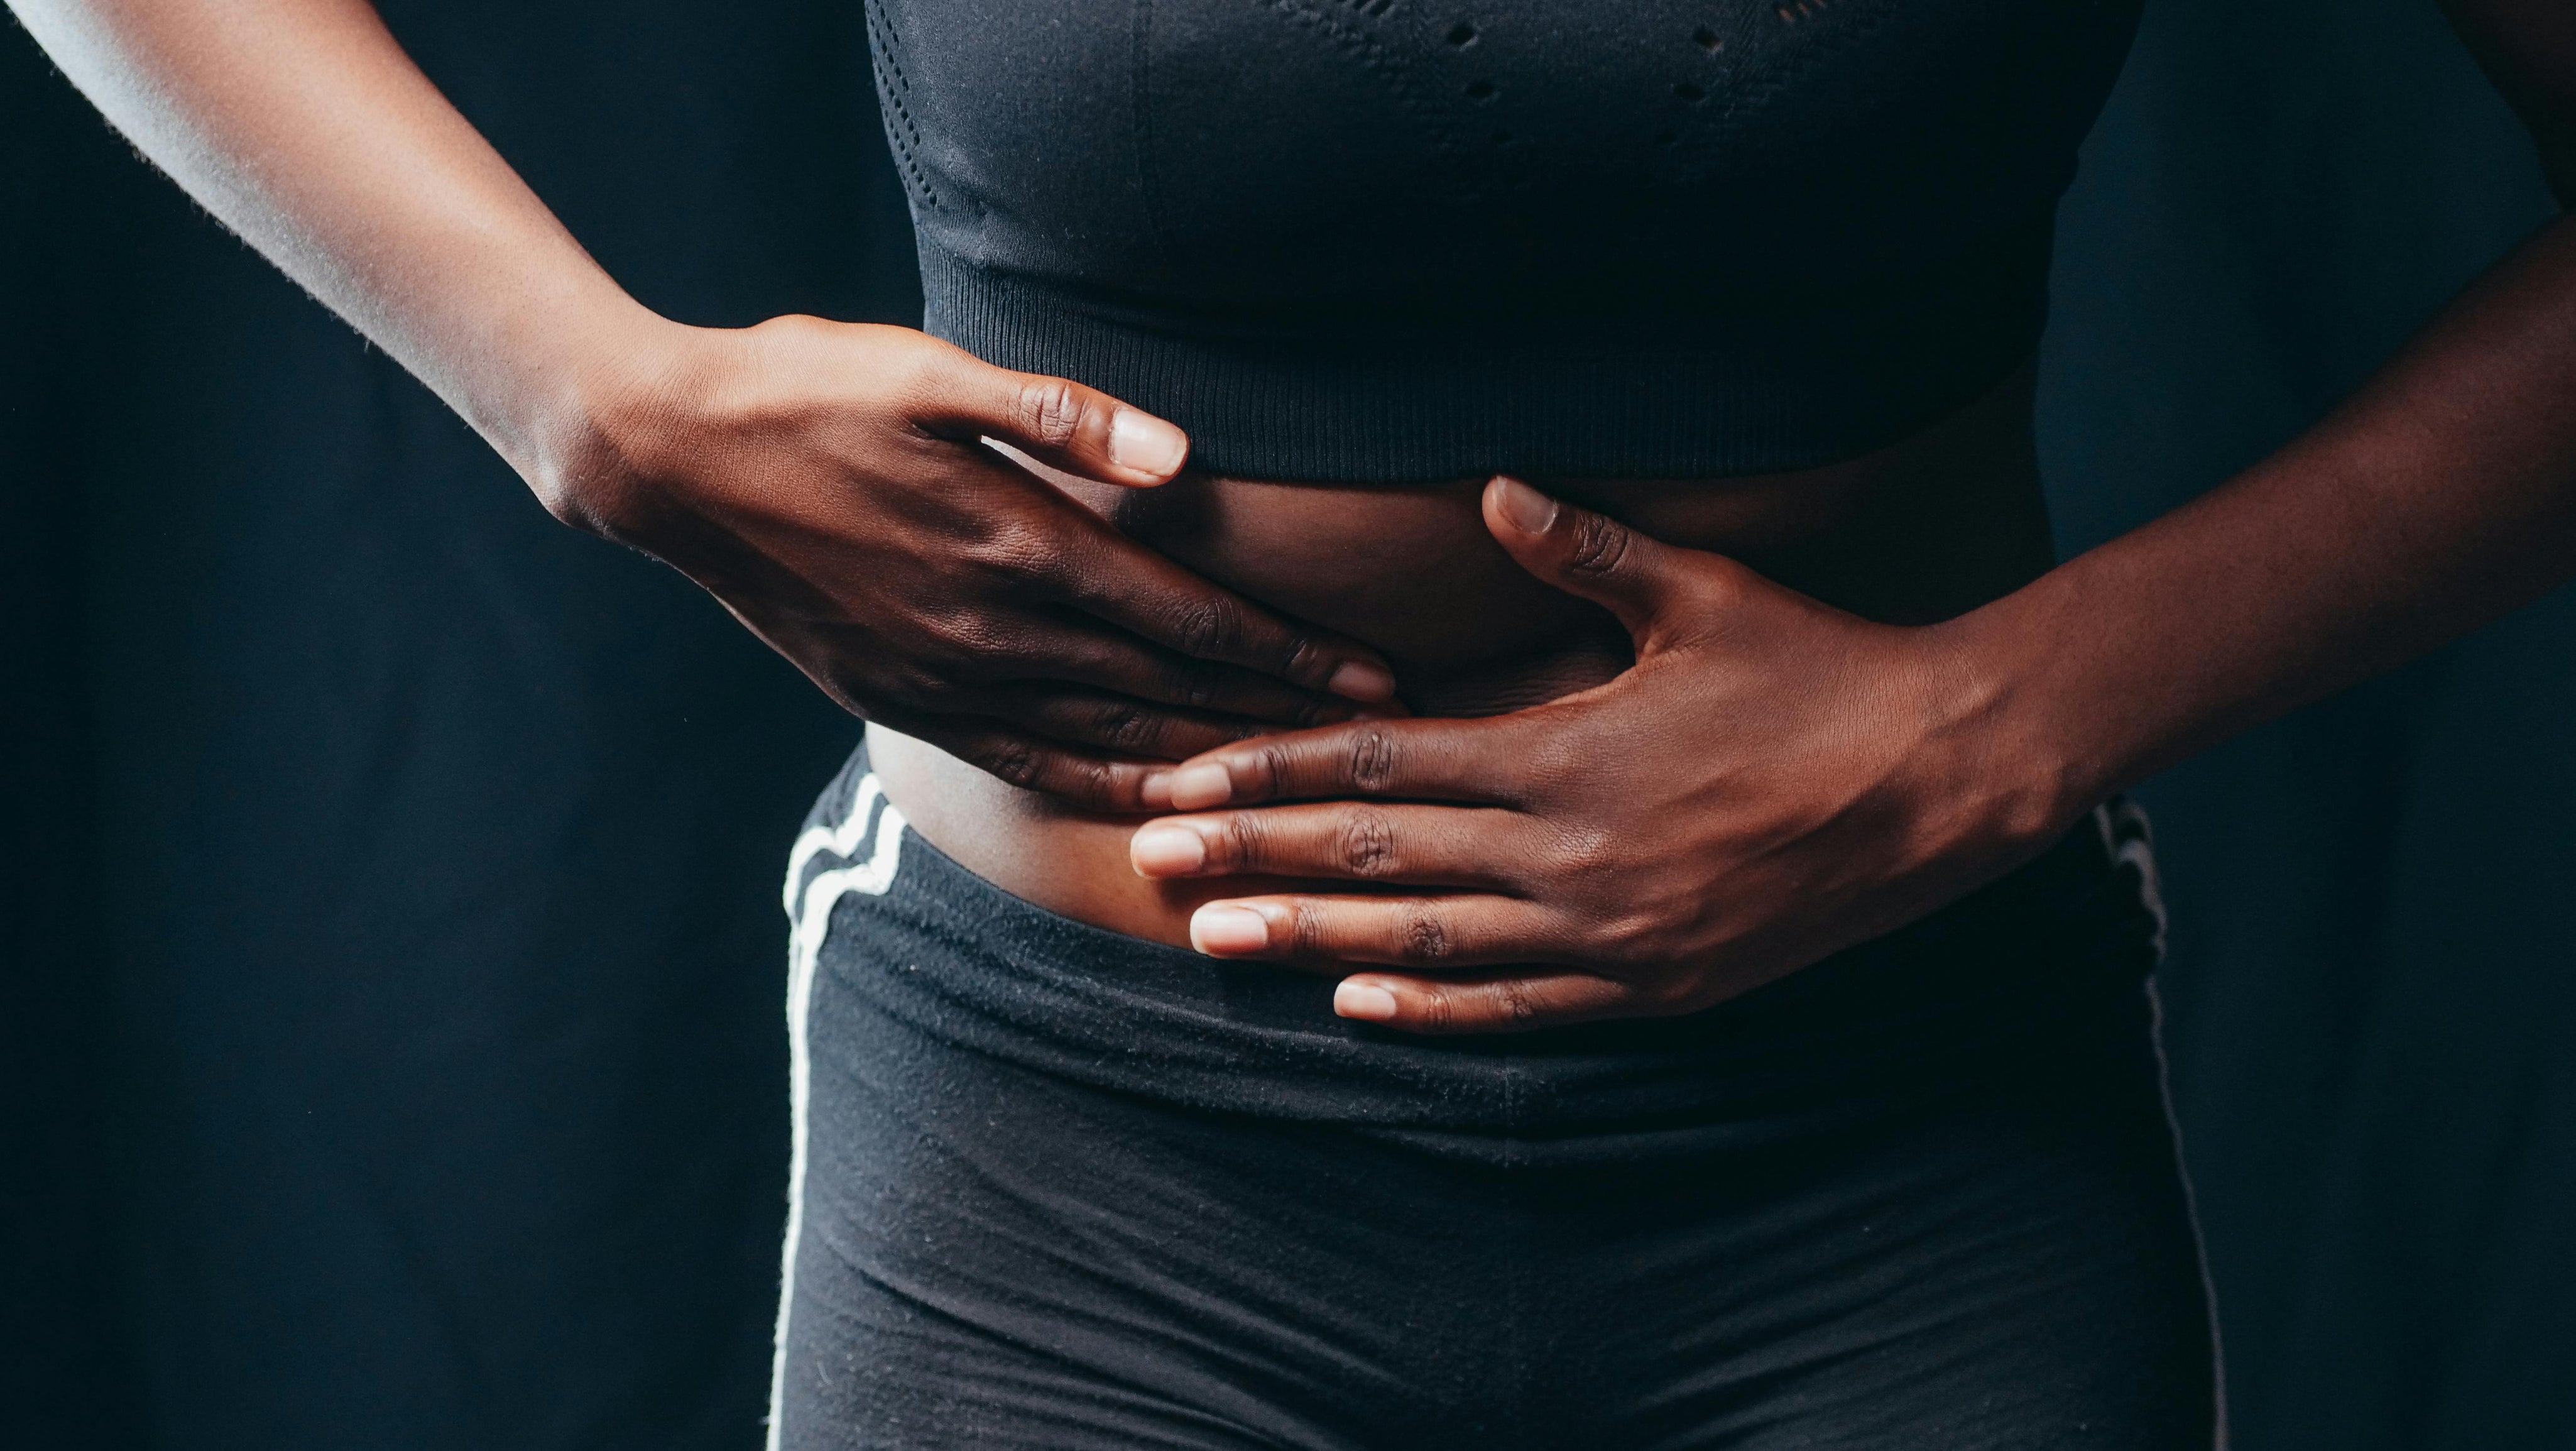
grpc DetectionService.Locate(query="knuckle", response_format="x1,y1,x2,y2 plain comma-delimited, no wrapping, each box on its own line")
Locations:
1512,730,1587,804
878,339,964,420
1551,824,1619,881
1269,629,1325,684
1345,728,1399,792
973,515,1056,579
1396,904,1452,966
1086,701,1164,753
881,668,951,712
1417,987,1456,1033
923,625,1013,684
1296,694,1347,729
1011,378,1091,450
1601,909,1673,966
1288,902,1331,960
1686,559,1749,613
1219,813,1269,871
1165,596,1244,660
1494,978,1542,1026
978,736,1043,789
1336,809,1400,878
1565,510,1634,578
1250,740,1298,799
930,606,1010,654
961,516,1057,581
889,359,949,420
750,311,828,343
1066,755,1122,804
1159,659,1224,711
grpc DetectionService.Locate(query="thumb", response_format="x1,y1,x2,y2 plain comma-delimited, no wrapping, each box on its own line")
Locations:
915,346,1190,487
1482,476,1696,642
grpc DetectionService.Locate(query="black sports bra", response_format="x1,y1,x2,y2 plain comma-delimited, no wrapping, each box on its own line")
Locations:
868,0,2143,479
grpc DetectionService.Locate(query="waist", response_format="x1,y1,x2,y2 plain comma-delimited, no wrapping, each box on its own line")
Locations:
802,750,2164,1154
876,368,2055,945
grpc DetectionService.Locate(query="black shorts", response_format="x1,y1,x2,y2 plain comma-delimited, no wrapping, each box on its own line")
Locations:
770,745,2219,1450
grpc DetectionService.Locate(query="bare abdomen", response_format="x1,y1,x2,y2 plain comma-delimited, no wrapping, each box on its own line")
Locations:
873,370,2056,946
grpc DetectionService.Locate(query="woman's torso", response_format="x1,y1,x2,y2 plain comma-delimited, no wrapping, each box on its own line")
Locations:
872,368,2055,945
866,0,2143,942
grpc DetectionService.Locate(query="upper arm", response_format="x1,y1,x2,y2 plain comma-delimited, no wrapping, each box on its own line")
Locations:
2443,0,2576,205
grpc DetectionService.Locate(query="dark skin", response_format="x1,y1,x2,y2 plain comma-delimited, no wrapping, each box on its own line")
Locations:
567,320,1404,799
864,364,2057,952
13,0,1399,810
1128,0,2576,1031
18,0,2576,1037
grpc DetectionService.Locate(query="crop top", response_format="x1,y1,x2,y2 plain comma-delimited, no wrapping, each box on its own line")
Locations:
866,0,2144,479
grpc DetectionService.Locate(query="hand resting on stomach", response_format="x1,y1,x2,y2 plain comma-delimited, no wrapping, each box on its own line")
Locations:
869,366,2056,947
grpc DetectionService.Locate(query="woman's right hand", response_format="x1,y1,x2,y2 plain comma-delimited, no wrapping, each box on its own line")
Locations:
531,314,1395,812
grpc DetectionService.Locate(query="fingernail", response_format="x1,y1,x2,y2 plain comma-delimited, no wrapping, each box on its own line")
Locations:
1326,659,1397,703
1108,409,1188,476
1334,981,1401,1021
1129,824,1207,876
1167,763,1233,810
1191,904,1270,955
1492,476,1558,534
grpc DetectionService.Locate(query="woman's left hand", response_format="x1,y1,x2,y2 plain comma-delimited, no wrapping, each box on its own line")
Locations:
1127,477,2082,1034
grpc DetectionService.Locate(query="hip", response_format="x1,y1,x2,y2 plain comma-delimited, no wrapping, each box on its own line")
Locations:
788,740,2168,1154
774,748,2213,1448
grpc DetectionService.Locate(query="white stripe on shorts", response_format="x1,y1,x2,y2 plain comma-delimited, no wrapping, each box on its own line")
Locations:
767,770,907,1451
2092,797,2168,962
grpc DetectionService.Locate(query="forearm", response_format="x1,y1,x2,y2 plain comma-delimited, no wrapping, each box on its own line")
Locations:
1978,209,2576,821
9,0,657,482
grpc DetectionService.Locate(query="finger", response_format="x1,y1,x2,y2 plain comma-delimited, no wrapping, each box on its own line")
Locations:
1481,476,1710,643
944,459,1397,704
1142,718,1527,812
980,686,1270,763
1010,623,1373,726
1331,971,1634,1035
891,456,1397,706
1129,803,1528,889
907,347,1193,487
889,712,1164,813
1184,894,1563,970
1045,535,1399,703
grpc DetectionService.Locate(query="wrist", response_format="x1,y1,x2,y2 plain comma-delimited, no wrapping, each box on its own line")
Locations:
1915,589,2107,859
508,301,709,537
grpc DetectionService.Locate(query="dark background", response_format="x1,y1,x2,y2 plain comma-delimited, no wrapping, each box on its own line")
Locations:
4,1,2570,1447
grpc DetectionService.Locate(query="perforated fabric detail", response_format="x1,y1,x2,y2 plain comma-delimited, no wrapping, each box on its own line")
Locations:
865,3,937,210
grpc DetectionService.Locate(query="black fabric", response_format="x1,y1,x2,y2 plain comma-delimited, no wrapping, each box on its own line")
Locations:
9,1,2576,1448
885,0,2143,479
787,771,2169,1144
775,752,2213,1448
